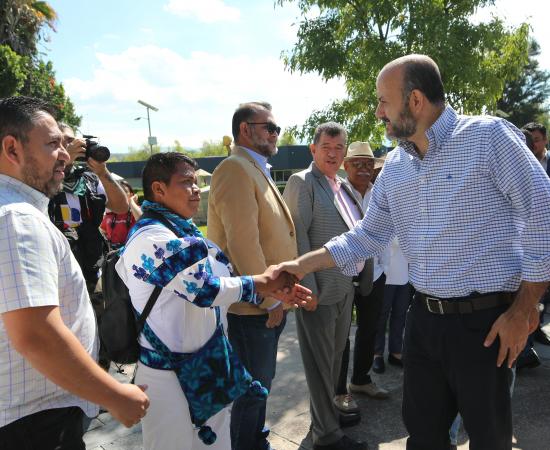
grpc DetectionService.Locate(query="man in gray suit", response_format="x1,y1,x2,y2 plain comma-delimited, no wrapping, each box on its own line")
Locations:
283,122,369,450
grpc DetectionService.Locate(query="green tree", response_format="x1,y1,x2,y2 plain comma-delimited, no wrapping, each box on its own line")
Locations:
172,139,186,152
0,0,57,57
496,40,550,129
0,1,80,128
194,139,227,157
278,128,297,146
277,0,530,142
111,143,161,162
22,59,80,126
0,44,26,96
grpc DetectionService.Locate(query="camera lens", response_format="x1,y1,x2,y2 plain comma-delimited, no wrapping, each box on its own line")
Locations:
86,143,110,162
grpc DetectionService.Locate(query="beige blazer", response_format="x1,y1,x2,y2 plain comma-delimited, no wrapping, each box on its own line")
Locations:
207,146,298,315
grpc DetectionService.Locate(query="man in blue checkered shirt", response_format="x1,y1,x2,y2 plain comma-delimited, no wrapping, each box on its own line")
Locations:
273,55,550,450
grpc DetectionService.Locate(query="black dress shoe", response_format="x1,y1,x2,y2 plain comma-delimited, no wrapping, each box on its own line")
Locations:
534,327,550,346
516,347,541,371
372,355,385,374
313,435,369,450
339,411,361,428
388,354,403,368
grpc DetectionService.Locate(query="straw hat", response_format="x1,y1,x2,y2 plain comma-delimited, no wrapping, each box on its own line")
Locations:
344,141,385,168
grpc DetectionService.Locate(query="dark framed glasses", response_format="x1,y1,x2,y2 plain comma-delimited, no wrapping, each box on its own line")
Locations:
247,122,281,135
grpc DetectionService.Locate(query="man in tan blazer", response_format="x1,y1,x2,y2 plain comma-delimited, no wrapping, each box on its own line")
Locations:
208,102,298,450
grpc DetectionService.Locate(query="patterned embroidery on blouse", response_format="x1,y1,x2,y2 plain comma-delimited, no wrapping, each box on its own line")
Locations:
133,236,222,307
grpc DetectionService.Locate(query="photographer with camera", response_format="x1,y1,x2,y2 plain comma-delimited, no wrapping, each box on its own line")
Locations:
49,123,128,370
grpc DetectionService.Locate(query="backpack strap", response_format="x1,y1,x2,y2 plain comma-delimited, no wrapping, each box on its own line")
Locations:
131,210,182,333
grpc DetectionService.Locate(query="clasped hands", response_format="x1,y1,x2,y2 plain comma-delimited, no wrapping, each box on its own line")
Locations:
253,265,316,311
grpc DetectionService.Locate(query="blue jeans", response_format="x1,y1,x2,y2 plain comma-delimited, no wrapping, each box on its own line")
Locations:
227,313,286,450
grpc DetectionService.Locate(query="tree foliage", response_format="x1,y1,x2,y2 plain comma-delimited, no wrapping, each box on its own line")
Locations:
0,44,26,96
193,139,228,157
278,128,297,145
0,1,80,127
0,0,57,57
277,0,530,142
496,40,550,129
110,143,161,162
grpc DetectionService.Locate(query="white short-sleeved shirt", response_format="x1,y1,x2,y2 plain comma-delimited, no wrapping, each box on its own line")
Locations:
0,175,99,426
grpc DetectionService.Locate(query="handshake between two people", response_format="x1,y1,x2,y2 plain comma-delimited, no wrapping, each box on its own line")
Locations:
252,265,316,311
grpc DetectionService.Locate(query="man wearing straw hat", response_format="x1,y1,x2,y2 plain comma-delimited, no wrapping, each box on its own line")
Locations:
334,142,388,418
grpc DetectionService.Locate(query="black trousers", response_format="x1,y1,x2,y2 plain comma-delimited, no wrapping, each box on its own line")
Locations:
403,297,513,450
337,274,386,393
0,407,86,450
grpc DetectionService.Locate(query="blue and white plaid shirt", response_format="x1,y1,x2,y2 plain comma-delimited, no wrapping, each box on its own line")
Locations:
326,106,550,298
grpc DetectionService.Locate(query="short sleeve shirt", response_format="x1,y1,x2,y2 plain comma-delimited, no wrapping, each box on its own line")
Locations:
0,175,99,426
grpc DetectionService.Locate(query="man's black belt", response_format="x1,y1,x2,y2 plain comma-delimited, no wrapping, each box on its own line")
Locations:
416,291,514,315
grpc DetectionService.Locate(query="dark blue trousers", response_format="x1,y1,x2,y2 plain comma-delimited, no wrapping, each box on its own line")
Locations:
227,312,286,450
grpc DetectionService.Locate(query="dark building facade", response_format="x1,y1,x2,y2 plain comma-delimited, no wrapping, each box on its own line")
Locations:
106,145,313,190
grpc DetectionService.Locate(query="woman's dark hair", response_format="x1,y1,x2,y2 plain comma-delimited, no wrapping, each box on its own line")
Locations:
142,152,198,201
119,179,134,195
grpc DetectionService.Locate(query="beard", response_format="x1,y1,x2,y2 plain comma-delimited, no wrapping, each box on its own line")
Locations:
250,132,278,157
21,153,64,198
385,103,417,140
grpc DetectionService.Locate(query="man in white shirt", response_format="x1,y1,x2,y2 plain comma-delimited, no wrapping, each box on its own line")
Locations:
0,96,149,450
335,142,389,408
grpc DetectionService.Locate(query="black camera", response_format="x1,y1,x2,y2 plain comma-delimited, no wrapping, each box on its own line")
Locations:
82,135,110,162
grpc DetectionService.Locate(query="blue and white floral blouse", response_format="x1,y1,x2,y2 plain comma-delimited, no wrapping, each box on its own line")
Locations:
115,223,257,353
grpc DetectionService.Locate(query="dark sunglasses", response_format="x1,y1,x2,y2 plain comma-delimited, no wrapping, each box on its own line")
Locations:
247,122,281,135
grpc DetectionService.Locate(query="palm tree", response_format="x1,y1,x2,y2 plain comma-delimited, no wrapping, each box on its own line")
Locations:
0,1,57,57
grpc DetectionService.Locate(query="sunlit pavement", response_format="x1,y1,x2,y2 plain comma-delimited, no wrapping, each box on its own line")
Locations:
85,314,550,450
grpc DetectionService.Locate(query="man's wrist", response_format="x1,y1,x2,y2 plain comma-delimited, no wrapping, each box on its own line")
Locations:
266,301,282,311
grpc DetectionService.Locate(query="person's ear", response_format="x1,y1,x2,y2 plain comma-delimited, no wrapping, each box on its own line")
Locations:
408,89,424,114
1,135,24,166
150,180,166,201
239,121,250,140
309,143,316,156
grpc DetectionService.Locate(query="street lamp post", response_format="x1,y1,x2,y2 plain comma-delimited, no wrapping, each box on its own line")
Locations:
137,99,159,154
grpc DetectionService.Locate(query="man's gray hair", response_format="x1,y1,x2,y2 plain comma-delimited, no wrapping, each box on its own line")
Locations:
313,122,348,145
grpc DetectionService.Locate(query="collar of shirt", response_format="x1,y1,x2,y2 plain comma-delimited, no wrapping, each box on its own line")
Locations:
400,106,457,160
345,180,373,212
0,174,50,215
540,150,548,170
242,147,272,179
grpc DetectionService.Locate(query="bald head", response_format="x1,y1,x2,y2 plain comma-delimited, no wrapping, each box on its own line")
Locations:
378,54,445,106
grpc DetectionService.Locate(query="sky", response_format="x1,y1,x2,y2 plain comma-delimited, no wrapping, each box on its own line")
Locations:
44,0,550,153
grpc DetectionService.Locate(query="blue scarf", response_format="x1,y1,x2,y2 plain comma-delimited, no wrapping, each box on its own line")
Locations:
141,200,203,238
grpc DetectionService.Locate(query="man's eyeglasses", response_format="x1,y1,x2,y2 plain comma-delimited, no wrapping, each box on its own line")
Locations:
247,122,281,135
350,160,374,169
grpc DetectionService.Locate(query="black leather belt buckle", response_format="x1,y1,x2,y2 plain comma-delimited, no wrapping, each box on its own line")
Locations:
425,296,444,314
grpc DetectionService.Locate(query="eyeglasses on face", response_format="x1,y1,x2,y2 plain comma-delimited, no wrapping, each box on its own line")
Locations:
350,160,374,169
247,122,281,135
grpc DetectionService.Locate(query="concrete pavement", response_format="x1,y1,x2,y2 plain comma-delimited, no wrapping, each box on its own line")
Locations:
85,312,550,449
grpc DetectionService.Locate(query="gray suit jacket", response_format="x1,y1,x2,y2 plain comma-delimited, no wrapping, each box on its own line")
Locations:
283,162,373,305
